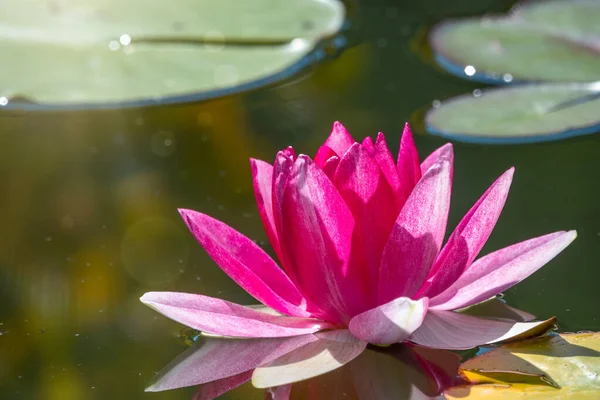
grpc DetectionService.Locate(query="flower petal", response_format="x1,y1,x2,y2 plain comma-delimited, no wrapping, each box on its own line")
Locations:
251,158,281,260
319,121,355,158
366,133,402,201
179,209,307,317
409,310,556,350
418,168,515,298
321,155,340,181
146,335,317,392
430,230,577,311
281,155,355,324
192,371,252,400
348,297,428,345
378,146,454,303
456,297,535,322
272,148,298,281
314,144,337,169
252,330,367,388
334,142,398,308
140,292,331,338
421,143,452,175
397,123,422,206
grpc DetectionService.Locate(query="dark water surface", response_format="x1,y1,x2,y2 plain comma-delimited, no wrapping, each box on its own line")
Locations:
1,0,599,398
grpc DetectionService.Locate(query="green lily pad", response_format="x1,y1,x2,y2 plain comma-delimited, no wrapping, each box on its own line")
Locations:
429,0,600,83
425,83,600,144
445,332,600,399
0,0,344,109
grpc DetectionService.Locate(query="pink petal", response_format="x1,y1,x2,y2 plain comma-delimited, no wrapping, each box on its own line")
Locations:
252,330,367,388
457,297,535,322
179,209,307,317
334,143,398,308
370,133,402,201
140,292,331,337
319,121,355,158
429,230,577,311
321,155,340,181
146,335,318,392
348,297,428,344
314,145,337,169
409,310,555,350
272,148,297,281
397,123,422,206
281,155,355,324
421,143,452,175
417,168,515,298
192,371,252,400
378,146,454,303
251,159,281,260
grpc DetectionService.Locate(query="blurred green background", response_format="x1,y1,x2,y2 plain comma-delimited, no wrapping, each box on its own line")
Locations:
1,0,598,398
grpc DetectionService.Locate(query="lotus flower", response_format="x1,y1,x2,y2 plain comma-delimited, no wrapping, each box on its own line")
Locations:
141,122,576,391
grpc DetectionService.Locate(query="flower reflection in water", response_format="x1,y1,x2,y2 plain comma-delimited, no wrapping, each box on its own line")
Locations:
149,335,464,400
146,298,544,399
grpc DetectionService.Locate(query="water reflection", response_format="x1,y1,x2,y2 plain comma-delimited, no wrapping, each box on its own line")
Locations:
149,336,462,400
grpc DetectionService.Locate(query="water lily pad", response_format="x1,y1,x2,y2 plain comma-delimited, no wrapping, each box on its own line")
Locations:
0,0,345,109
430,0,600,83
445,332,600,399
425,83,600,144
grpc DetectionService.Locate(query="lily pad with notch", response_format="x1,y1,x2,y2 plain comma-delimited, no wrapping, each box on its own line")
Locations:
425,82,600,144
429,0,600,84
0,0,345,110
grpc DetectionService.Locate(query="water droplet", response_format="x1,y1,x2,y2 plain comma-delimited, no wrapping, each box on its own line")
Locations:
473,89,482,97
151,131,177,157
119,34,131,46
464,65,476,76
109,40,120,51
503,73,513,83
0,96,8,106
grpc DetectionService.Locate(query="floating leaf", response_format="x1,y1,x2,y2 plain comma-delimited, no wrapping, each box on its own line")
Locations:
425,83,600,144
429,0,600,83
445,332,600,399
0,0,345,109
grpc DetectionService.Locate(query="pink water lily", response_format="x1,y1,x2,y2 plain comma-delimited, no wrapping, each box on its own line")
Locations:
141,122,576,391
